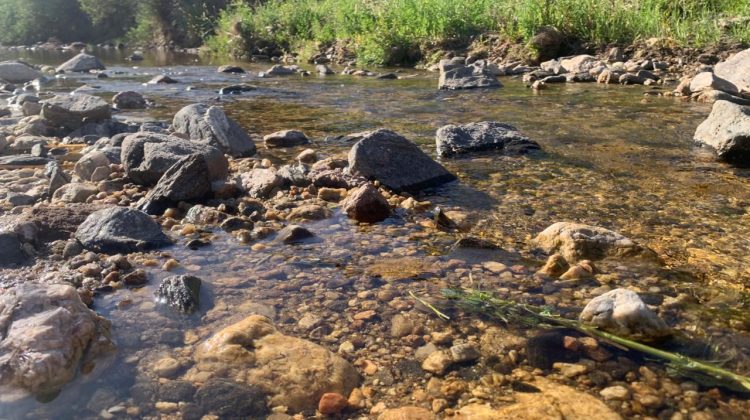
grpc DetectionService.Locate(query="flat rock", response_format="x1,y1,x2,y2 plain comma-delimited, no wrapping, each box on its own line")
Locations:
694,100,750,165
580,288,671,341
56,53,105,73
217,65,245,74
534,222,656,262
0,61,42,83
0,155,51,167
348,129,456,193
193,315,359,412
435,121,540,157
454,378,620,419
75,206,171,254
121,132,228,185
0,283,113,399
172,104,256,157
138,154,212,215
41,94,111,131
263,130,309,148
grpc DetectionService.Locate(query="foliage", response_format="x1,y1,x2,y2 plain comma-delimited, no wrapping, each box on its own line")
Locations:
211,0,750,65
0,0,95,45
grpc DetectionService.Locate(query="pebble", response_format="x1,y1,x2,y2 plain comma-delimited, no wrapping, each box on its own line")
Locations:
153,357,181,378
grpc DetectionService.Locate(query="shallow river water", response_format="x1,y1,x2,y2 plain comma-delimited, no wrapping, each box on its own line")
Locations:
1,48,749,419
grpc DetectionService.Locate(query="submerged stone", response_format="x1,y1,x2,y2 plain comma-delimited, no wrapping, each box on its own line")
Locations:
435,121,541,157
156,275,202,313
534,222,656,262
579,288,671,341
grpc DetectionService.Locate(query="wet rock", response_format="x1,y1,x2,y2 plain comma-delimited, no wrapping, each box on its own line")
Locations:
276,225,314,244
74,150,110,182
56,53,105,73
422,351,453,375
534,222,656,262
713,48,750,96
0,231,27,266
220,217,254,232
121,132,228,185
0,61,42,83
619,73,646,85
41,94,111,131
287,204,330,221
455,378,619,419
148,75,178,84
0,283,113,397
277,164,310,187
217,65,245,74
139,154,212,215
378,407,434,420
579,288,671,341
318,392,348,415
193,315,359,412
263,130,309,148
195,378,269,418
316,64,335,75
172,104,256,157
0,154,51,167
52,182,98,203
240,168,283,199
438,58,501,90
341,183,391,223
537,253,569,277
348,129,456,193
159,380,196,402
218,84,256,95
155,275,202,313
75,207,171,254
112,91,146,110
435,121,540,157
184,205,228,225
693,100,750,165
692,89,750,105
264,65,297,76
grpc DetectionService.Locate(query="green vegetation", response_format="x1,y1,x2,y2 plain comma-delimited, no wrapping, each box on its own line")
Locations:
211,0,750,65
0,0,749,65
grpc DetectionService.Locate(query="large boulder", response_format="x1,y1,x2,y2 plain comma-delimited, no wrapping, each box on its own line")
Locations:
172,104,256,157
192,315,359,412
75,207,171,254
56,53,105,73
0,283,113,399
435,121,541,157
138,154,212,215
348,129,456,193
714,48,750,96
41,94,111,131
438,58,502,90
694,100,750,165
689,72,737,94
579,288,671,341
0,61,41,84
534,222,656,262
121,132,228,185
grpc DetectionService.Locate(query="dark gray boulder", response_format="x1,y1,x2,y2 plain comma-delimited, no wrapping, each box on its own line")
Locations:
56,53,106,73
0,231,27,266
438,58,501,90
138,154,212,215
435,121,541,157
694,100,750,165
75,207,171,254
172,104,256,157
41,94,111,131
121,132,228,185
155,275,202,313
348,129,456,193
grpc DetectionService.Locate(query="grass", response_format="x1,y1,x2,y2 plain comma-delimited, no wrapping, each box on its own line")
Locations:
209,0,750,65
